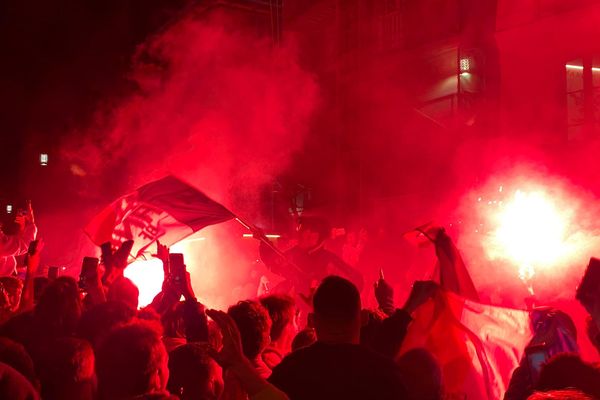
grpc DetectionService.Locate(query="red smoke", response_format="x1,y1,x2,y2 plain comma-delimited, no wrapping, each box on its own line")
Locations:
60,10,319,308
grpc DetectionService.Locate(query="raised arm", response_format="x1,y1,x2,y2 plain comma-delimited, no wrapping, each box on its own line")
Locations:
207,309,290,400
369,278,438,358
19,239,44,311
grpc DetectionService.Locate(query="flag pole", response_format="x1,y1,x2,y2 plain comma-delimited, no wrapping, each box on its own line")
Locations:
233,216,307,276
233,217,287,258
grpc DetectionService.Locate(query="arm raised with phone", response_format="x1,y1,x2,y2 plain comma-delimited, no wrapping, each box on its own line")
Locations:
19,238,44,311
0,201,37,276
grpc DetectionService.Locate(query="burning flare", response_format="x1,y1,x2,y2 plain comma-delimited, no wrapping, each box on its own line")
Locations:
491,189,570,272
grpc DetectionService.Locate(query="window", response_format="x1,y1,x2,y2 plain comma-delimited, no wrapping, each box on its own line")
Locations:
565,57,600,140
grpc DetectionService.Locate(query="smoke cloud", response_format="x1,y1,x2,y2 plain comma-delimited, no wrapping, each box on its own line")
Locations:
58,9,319,308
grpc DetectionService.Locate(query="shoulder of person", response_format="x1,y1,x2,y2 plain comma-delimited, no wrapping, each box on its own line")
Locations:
262,347,283,365
269,343,318,377
128,392,179,400
286,246,304,256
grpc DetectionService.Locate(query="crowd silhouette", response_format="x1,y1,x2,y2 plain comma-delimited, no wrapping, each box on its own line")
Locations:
0,205,599,400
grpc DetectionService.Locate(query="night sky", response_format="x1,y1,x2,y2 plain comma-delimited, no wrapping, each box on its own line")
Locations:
0,0,191,199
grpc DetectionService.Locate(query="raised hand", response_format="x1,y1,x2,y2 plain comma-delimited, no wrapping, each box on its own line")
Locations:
152,240,170,277
24,238,45,275
20,238,46,311
206,309,246,369
207,309,290,399
181,271,196,301
403,280,439,314
112,239,134,269
24,200,35,225
374,269,395,315
101,240,134,286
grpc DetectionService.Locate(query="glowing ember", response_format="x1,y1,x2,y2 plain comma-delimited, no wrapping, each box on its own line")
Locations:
124,258,165,308
485,189,573,279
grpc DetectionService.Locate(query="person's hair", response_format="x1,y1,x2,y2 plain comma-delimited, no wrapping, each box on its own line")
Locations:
0,312,36,349
167,343,222,400
96,320,167,399
536,353,600,398
528,389,596,399
37,337,95,400
161,301,208,343
259,294,295,342
78,301,136,347
35,276,82,338
298,217,330,242
0,361,39,399
207,319,223,350
227,300,271,360
313,275,360,325
532,308,578,341
107,276,139,311
291,328,316,351
0,337,38,389
397,348,442,400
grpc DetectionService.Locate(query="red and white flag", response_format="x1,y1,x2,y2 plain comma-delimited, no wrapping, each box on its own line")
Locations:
400,290,532,400
85,176,234,258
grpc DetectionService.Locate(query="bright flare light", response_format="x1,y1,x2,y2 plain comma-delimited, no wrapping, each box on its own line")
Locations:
487,189,572,278
124,258,165,308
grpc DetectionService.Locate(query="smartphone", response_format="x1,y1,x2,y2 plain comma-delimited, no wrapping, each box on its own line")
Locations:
576,258,600,305
48,266,59,280
79,257,99,290
169,253,186,284
100,242,113,264
526,343,548,383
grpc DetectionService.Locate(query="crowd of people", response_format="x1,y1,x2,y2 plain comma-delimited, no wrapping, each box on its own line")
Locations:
1,204,600,399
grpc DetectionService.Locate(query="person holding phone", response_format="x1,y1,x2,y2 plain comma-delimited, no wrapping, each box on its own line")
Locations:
505,308,579,400
0,201,37,276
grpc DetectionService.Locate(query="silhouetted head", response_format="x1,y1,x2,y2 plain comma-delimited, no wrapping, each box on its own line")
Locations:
107,276,139,311
78,301,136,347
536,353,600,398
162,301,208,342
260,294,297,350
291,328,317,351
297,217,329,250
35,276,82,338
0,337,38,389
167,343,222,400
313,275,361,344
528,389,595,399
227,300,271,360
38,337,96,400
397,348,442,400
0,362,38,400
96,321,169,399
